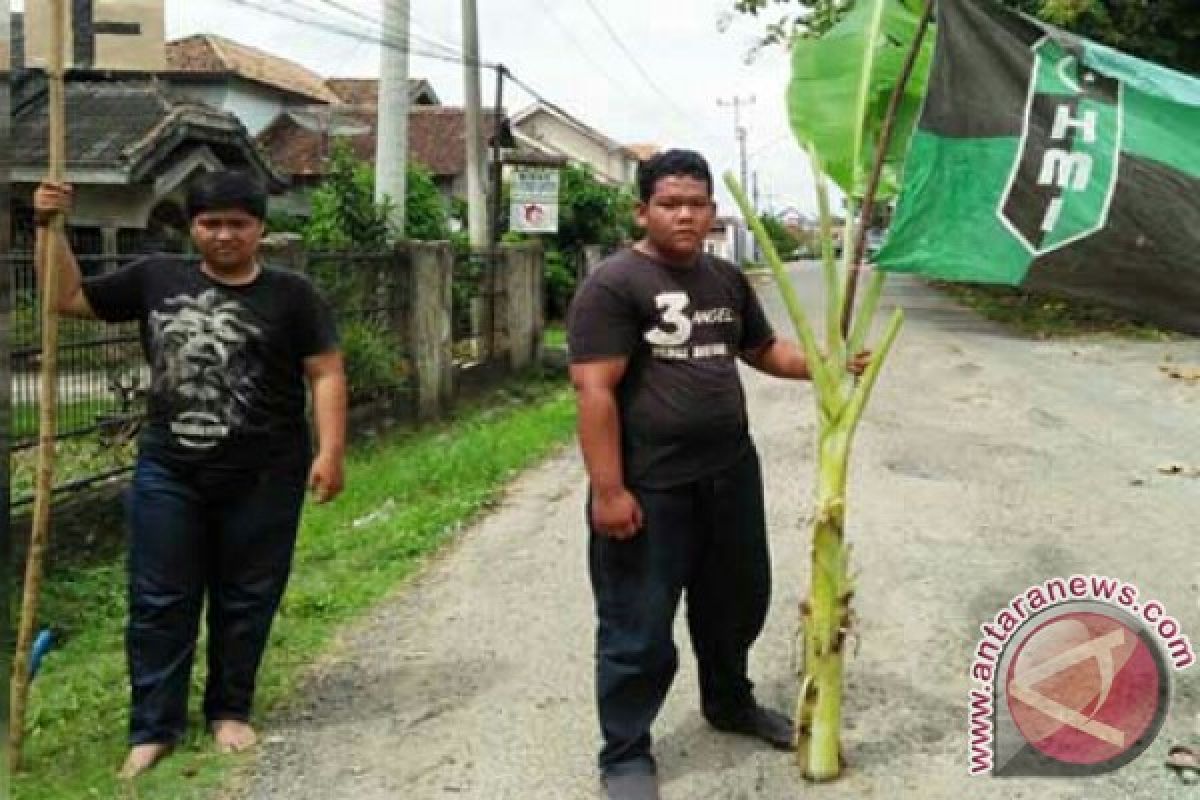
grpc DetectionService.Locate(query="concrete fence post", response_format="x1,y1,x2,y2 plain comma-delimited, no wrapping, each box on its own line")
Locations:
408,242,454,421
499,243,544,372
583,245,605,278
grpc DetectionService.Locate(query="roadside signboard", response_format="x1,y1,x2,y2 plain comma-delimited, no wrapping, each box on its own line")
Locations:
510,166,560,234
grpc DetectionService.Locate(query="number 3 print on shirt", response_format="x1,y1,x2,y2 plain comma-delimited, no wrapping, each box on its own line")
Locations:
644,291,693,346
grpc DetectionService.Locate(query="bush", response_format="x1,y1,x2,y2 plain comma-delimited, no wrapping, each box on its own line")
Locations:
544,249,577,320
340,318,405,400
759,213,800,261
555,164,636,257
267,211,307,236
405,165,451,242
304,140,451,249
499,164,636,320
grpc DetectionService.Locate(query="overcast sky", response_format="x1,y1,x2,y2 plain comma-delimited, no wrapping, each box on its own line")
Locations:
193,0,828,214
14,0,827,214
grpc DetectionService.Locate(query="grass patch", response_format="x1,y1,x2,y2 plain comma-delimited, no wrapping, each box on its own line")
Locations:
10,437,137,506
11,376,578,800
11,397,126,441
934,282,1174,340
543,322,566,349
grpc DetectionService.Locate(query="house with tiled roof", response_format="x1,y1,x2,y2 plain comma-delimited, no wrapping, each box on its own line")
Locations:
161,38,444,138
510,102,641,187
626,143,662,163
12,1,487,239
10,7,287,259
10,71,284,259
163,33,344,136
324,77,441,108
258,105,507,215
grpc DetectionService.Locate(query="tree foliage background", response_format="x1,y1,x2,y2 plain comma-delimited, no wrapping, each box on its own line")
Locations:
303,139,451,250
759,212,802,260
733,0,1200,74
292,141,454,398
504,163,636,318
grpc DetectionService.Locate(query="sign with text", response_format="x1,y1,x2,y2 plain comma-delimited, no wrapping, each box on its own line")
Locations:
510,166,561,234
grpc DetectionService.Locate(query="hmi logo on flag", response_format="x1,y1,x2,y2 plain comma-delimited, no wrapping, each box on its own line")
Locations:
998,38,1123,255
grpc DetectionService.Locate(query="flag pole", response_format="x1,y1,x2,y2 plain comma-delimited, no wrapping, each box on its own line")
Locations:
9,0,68,771
840,0,935,337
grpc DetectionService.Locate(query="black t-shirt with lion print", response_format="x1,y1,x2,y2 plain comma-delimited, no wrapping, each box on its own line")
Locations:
82,257,338,469
567,248,775,489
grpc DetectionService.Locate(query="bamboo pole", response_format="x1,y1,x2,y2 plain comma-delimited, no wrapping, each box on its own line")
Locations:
840,0,934,337
9,0,69,770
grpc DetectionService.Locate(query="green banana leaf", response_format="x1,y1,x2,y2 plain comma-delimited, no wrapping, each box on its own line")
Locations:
788,0,933,198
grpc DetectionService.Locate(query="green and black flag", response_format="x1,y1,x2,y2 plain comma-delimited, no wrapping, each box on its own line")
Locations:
876,0,1200,333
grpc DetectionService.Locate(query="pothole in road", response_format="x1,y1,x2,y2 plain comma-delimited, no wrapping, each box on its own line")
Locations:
884,459,945,482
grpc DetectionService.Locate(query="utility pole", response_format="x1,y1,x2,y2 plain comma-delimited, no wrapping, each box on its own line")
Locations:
717,94,754,263
489,65,507,250
462,0,489,248
375,0,411,236
752,170,761,263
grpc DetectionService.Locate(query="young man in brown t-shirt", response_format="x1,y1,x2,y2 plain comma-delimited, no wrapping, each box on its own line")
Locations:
568,150,868,800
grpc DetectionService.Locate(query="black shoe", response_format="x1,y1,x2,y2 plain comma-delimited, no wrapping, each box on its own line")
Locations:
602,771,661,800
708,705,796,751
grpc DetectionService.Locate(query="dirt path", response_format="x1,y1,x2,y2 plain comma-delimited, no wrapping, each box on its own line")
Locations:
243,269,1199,799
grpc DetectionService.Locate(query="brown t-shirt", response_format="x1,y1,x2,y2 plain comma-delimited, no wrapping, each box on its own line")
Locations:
567,248,775,489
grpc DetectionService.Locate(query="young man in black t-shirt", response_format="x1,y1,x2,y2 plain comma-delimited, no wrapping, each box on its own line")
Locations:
33,172,347,778
568,150,868,800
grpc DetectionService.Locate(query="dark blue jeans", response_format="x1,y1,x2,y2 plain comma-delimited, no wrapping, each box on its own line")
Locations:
125,453,307,745
588,445,772,776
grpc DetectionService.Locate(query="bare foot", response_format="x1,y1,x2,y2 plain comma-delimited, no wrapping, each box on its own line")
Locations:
118,743,172,779
211,719,258,753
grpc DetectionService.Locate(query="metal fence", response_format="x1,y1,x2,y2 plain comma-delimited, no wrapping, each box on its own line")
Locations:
301,249,415,406
451,247,501,365
7,248,420,506
9,253,145,453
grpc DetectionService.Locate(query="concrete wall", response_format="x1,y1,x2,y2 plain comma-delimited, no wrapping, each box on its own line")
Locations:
409,243,455,420
24,238,549,524
95,0,166,70
170,80,287,137
25,0,166,71
704,227,735,261
255,239,542,419
498,244,544,372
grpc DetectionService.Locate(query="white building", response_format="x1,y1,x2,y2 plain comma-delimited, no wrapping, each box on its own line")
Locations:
511,103,640,187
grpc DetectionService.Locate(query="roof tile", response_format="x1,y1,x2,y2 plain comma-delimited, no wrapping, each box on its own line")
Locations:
257,107,500,178
166,34,340,103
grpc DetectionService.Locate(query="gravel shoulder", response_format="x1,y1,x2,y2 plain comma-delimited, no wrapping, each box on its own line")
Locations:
243,269,1200,800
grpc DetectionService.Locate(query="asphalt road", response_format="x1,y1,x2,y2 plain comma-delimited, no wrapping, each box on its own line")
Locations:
242,266,1200,800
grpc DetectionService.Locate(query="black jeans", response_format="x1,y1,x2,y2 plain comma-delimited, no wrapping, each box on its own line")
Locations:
125,453,306,745
588,445,771,776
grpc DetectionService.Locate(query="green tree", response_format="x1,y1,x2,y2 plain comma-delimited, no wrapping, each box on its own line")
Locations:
732,0,1200,73
304,141,392,250
553,164,636,259
504,164,637,319
404,165,452,241
304,140,450,250
760,212,801,260
1012,0,1200,74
